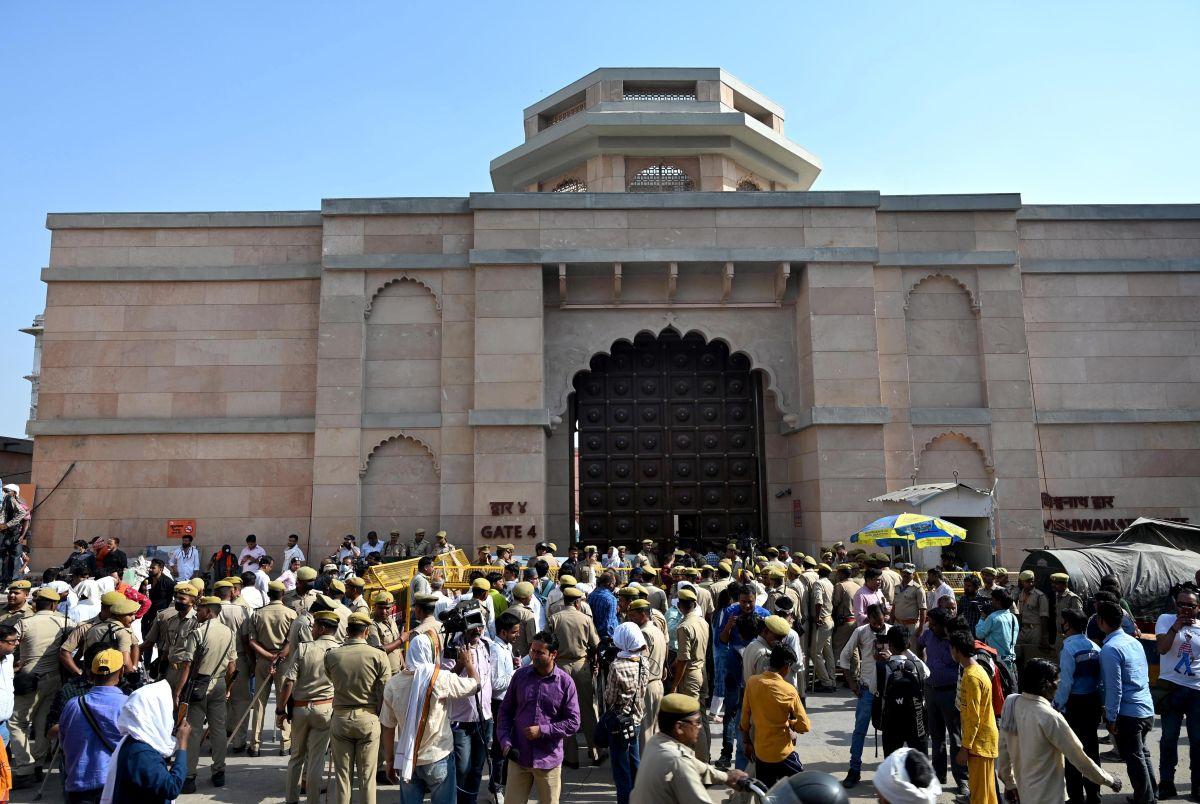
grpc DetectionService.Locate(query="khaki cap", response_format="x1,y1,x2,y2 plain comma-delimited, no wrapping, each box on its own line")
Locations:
414,593,440,605
373,592,393,605
101,591,126,607
213,578,233,590
348,612,372,626
91,649,124,674
347,577,366,588
34,587,60,602
8,580,31,591
559,575,578,587
513,582,534,599
802,555,818,567
980,567,997,576
660,693,700,715
677,588,697,602
1050,572,1070,583
313,610,340,626
110,598,139,616
819,563,833,572
1018,570,1035,581
327,579,346,595
228,576,244,586
629,599,650,611
618,587,640,599
296,567,318,582
764,615,791,637
267,581,286,593
471,578,491,591
199,596,222,606
563,587,584,600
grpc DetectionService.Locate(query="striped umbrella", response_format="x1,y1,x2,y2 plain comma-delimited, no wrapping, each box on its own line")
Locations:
850,513,967,550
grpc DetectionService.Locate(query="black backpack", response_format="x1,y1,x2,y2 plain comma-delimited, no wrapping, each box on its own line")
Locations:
876,656,927,737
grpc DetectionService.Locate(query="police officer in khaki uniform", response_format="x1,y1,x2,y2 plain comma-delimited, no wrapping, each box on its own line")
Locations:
405,529,434,559
408,593,444,656
809,564,837,691
507,582,538,658
248,580,298,756
214,578,252,751
830,564,861,675
670,588,708,700
344,577,369,615
148,582,199,689
175,595,237,793
10,587,70,787
285,566,320,613
1016,569,1051,665
59,594,140,676
1050,572,1083,648
324,612,391,804
634,539,656,571
366,592,403,674
281,609,340,804
548,586,600,767
891,563,928,632
0,580,34,629
631,693,748,804
628,599,666,749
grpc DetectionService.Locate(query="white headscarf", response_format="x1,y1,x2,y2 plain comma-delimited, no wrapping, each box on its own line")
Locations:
100,680,179,804
613,621,646,659
393,633,437,782
873,747,942,804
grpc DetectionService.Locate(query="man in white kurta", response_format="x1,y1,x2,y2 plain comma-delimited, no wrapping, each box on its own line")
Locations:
997,690,1121,804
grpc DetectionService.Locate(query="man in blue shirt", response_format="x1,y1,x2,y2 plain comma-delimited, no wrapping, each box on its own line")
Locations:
1097,600,1158,804
59,649,128,803
917,608,968,794
1056,608,1104,804
586,570,619,641
715,584,769,770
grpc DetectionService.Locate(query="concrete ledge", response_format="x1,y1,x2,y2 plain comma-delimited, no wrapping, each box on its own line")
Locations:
878,194,1022,212
471,247,879,266
1020,258,1200,274
361,413,443,430
41,263,323,283
468,408,552,427
470,191,880,210
910,407,993,426
1018,204,1200,221
783,406,890,433
46,211,321,229
321,198,470,216
876,251,1017,267
27,416,317,436
324,254,471,270
1035,409,1200,425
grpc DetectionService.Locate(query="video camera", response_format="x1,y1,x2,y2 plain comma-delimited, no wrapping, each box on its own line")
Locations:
438,599,487,656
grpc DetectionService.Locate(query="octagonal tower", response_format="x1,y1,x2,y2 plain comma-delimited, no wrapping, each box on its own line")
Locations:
490,68,822,193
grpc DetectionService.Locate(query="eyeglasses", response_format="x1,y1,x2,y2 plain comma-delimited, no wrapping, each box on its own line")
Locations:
679,715,703,727
1,638,19,646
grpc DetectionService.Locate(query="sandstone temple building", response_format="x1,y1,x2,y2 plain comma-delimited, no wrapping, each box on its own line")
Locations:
24,68,1200,567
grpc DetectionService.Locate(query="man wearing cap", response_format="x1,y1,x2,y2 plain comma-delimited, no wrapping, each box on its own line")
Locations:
285,566,320,613
406,528,434,559
670,588,709,718
809,563,838,692
0,580,33,629
409,556,435,603
632,692,748,804
1050,572,1083,649
686,568,715,619
625,599,666,749
367,593,403,674
325,611,392,804
509,582,540,659
893,564,927,634
978,566,998,594
381,530,403,561
59,594,139,677
743,615,793,680
409,593,444,657
634,540,656,571
1017,569,1052,665
548,585,600,768
57,648,127,802
174,595,237,793
344,576,369,615
280,609,340,804
247,580,298,756
763,547,785,573
143,582,198,686
9,586,70,787
830,565,861,684
432,530,455,556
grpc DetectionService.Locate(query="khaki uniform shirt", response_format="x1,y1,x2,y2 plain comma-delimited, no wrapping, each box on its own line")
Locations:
880,568,903,604
346,595,369,615
368,617,404,674
548,606,599,665
0,603,34,630
508,603,538,658
833,579,861,623
708,578,733,608
59,617,98,660
324,638,391,709
406,539,434,559
650,608,669,640
285,634,339,702
631,733,728,804
17,609,72,677
812,577,835,626
640,620,667,683
673,612,709,697
175,619,237,681
892,581,928,623
285,588,317,614
547,597,592,619
1019,588,1049,626
80,619,134,655
146,607,196,662
693,585,715,619
1056,589,1083,616
249,601,297,654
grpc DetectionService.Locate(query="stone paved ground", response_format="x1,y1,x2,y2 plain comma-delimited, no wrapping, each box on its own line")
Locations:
15,687,1191,803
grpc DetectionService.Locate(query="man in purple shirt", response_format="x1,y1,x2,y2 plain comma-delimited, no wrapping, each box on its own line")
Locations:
853,568,888,625
497,629,581,804
916,607,968,793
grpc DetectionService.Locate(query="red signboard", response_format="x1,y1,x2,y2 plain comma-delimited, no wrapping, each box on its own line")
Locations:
166,519,196,539
792,500,803,528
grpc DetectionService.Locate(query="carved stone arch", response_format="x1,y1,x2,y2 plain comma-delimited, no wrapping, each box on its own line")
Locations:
914,431,995,479
544,308,800,419
364,275,442,319
359,432,441,478
903,273,980,316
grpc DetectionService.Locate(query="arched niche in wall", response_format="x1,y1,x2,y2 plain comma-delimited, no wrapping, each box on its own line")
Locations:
914,431,994,487
904,274,984,408
360,433,441,538
363,277,442,417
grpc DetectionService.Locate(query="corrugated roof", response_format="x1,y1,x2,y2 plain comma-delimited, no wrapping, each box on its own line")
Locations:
869,482,988,506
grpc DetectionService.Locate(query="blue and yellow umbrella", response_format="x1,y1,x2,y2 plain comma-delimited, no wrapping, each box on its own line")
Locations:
850,513,967,550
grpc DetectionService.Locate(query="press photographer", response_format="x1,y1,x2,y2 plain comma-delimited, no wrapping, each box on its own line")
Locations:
441,598,494,802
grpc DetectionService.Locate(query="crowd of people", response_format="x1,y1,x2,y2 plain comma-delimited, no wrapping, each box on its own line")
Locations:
0,531,1194,804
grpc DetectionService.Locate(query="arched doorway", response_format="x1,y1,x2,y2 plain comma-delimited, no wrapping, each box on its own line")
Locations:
570,329,767,550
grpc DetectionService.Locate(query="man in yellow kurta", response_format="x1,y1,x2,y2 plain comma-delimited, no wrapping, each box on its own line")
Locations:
950,630,999,804
738,643,810,790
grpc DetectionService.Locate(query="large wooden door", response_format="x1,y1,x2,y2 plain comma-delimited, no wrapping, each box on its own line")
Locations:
572,330,764,550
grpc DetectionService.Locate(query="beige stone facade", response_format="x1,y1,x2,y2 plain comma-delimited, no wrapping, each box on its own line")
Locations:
24,69,1200,567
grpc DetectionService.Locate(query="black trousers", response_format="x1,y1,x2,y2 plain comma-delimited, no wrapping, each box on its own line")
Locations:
925,683,967,788
1064,693,1102,804
755,751,805,790
1114,714,1158,804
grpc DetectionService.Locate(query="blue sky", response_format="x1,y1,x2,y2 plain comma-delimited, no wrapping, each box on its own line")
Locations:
1,2,1197,438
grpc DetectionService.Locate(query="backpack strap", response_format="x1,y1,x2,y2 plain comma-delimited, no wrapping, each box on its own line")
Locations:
79,693,117,753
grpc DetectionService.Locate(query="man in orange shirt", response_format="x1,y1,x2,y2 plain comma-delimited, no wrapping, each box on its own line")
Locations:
739,644,811,789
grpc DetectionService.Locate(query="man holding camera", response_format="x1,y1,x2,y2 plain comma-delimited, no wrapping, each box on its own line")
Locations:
445,603,493,804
